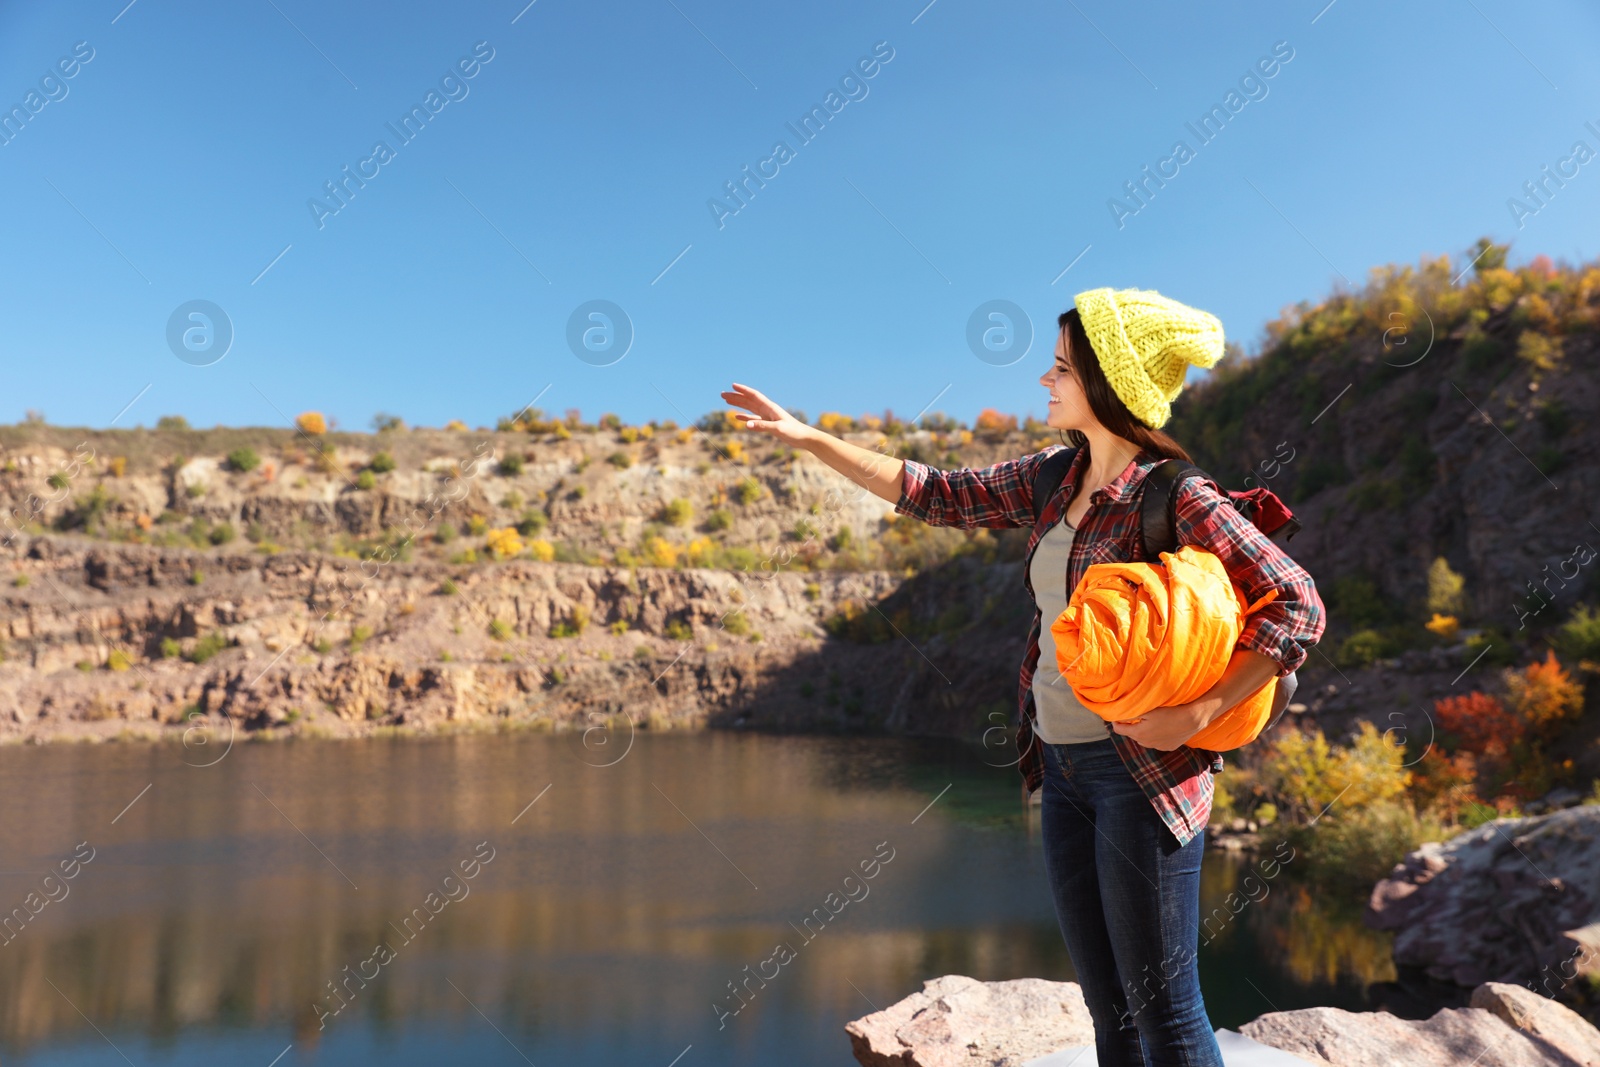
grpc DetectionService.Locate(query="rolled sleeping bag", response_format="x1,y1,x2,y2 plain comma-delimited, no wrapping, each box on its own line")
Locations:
1049,544,1280,752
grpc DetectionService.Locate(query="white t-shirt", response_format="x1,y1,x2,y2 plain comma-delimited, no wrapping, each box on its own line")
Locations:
1029,518,1113,744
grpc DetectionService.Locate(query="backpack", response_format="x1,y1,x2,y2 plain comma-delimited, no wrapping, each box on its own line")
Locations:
1029,446,1302,742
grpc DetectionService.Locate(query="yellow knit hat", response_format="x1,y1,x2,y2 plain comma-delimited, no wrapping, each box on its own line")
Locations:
1073,287,1226,429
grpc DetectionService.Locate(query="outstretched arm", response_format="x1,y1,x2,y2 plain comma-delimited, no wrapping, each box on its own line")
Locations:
721,383,903,503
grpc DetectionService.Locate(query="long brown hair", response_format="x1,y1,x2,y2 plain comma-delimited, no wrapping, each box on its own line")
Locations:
1056,308,1192,463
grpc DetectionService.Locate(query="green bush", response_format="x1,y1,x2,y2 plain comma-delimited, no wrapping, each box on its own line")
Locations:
704,509,733,532
1551,603,1600,663
160,637,181,658
517,510,548,537
1328,576,1391,629
1283,799,1444,892
735,477,762,505
664,618,693,641
435,523,457,543
186,632,229,664
1337,628,1395,667
607,452,632,469
355,470,376,490
488,618,513,641
662,498,692,526
499,454,524,476
227,448,260,473
349,625,373,652
1464,624,1520,667
369,451,396,473
209,523,235,546
549,604,589,638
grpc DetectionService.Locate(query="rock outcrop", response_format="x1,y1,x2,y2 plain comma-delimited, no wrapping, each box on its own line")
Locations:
0,533,908,739
1239,982,1600,1067
1366,805,1600,991
846,975,1094,1067
847,976,1600,1067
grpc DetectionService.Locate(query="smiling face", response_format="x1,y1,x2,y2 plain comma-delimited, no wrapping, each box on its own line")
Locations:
1039,326,1094,431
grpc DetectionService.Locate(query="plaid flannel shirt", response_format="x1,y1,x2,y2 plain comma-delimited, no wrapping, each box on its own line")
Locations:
894,443,1326,846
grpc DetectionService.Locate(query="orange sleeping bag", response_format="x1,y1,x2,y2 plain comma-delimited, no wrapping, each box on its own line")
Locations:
1049,544,1281,752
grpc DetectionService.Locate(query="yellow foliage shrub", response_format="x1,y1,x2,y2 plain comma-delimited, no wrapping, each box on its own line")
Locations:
527,539,555,561
1425,613,1460,639
1259,720,1412,821
296,412,327,435
485,527,524,560
643,536,678,568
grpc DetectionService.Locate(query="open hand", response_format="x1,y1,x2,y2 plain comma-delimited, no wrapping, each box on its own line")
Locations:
719,383,813,446
1111,703,1208,752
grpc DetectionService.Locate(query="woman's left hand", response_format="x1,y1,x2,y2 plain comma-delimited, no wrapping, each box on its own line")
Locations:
1112,703,1208,751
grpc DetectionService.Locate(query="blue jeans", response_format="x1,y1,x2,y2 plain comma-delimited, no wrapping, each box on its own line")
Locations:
1039,738,1223,1067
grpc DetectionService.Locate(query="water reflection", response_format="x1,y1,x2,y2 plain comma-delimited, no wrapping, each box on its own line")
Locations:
0,733,1404,1065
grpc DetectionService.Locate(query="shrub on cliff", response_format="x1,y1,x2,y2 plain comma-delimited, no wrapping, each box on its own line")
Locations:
1551,603,1600,664
486,527,524,560
185,632,229,664
661,499,692,527
1259,721,1412,822
227,447,260,473
734,477,762,505
550,605,589,638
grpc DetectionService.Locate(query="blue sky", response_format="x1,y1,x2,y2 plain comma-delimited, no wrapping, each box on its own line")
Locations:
2,0,1598,432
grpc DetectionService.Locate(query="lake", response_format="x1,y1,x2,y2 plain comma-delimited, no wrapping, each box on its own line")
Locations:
0,729,1412,1065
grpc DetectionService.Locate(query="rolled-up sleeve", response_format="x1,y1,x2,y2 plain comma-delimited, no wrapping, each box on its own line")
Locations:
894,449,1060,530
1173,477,1325,676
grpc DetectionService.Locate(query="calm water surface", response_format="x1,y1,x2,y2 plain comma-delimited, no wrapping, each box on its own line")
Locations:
0,732,1397,1065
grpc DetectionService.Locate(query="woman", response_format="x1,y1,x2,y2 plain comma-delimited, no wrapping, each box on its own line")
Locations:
722,286,1325,1066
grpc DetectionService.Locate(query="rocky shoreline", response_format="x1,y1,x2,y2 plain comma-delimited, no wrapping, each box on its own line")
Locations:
846,974,1600,1066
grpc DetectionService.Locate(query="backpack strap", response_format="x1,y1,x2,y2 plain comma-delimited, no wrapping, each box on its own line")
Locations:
1030,446,1079,525
1139,458,1205,560
1140,457,1303,747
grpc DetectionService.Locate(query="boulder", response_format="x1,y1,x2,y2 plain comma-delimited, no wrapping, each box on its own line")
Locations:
845,975,1093,1066
1366,806,1600,988
848,978,1600,1067
1240,982,1600,1067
